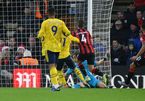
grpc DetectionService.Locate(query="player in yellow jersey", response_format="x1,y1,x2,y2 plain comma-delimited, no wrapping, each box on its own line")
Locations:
57,35,90,88
37,7,71,91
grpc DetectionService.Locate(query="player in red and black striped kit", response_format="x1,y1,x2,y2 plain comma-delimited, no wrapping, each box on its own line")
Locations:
72,20,95,71
119,22,145,87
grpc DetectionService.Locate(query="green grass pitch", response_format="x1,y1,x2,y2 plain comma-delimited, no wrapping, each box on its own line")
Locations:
0,88,144,101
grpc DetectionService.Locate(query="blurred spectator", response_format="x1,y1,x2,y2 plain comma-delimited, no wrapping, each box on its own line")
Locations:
113,11,129,28
7,37,17,61
2,0,17,23
143,11,145,20
0,49,12,87
134,0,145,11
16,49,38,66
17,7,35,34
8,37,17,51
13,25,29,47
15,46,25,61
128,23,141,52
125,3,137,26
111,40,126,65
27,36,40,59
0,40,5,52
94,36,106,53
0,23,7,39
0,46,13,66
117,11,124,20
126,42,137,65
136,10,143,28
0,51,2,66
111,20,129,46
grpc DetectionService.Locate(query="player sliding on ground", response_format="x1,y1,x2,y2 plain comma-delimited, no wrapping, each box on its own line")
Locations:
72,53,109,86
65,55,106,88
57,34,90,88
118,23,145,87
37,7,71,91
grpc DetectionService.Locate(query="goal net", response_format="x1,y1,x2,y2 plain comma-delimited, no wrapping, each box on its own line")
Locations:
0,0,113,87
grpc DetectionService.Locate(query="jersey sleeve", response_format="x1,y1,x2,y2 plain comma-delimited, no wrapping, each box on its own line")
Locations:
87,30,93,43
62,21,71,36
37,21,45,38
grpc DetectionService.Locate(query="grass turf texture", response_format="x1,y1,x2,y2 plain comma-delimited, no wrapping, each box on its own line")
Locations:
0,88,144,101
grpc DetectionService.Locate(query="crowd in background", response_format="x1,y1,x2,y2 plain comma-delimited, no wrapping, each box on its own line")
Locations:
0,0,145,68
0,0,46,67
111,2,145,66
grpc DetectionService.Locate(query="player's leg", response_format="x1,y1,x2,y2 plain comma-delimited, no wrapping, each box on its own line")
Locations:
126,55,145,85
65,56,89,87
87,54,95,71
79,64,87,76
119,55,145,87
86,70,106,88
125,62,136,85
92,68,109,85
57,59,67,87
77,54,85,69
92,68,104,76
47,51,60,91
77,54,89,76
97,81,106,88
118,62,136,87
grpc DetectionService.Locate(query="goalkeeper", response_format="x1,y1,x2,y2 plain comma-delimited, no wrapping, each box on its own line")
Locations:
69,53,109,85
65,59,106,88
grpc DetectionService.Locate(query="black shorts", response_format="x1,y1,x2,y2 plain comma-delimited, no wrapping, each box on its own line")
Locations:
57,56,76,71
134,54,145,67
78,53,95,65
47,50,59,64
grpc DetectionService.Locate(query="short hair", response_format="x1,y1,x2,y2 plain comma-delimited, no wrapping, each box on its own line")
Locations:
48,7,55,16
78,20,84,28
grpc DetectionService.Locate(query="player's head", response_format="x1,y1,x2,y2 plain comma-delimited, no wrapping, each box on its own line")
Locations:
78,20,84,28
48,7,56,17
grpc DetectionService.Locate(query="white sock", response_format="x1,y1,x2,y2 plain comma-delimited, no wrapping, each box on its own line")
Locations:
53,84,59,88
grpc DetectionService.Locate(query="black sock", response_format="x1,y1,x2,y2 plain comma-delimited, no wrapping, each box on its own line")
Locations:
125,72,134,85
94,69,103,76
79,65,87,76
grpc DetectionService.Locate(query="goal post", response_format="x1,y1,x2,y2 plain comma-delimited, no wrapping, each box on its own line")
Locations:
92,0,114,77
87,0,92,35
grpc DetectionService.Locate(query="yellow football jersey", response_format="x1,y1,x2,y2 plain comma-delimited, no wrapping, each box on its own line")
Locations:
59,35,80,59
40,35,46,56
37,18,71,52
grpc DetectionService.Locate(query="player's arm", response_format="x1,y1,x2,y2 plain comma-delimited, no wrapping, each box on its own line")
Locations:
37,21,45,38
131,42,145,61
95,59,105,66
62,21,71,37
136,42,145,57
88,31,93,43
68,35,80,43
